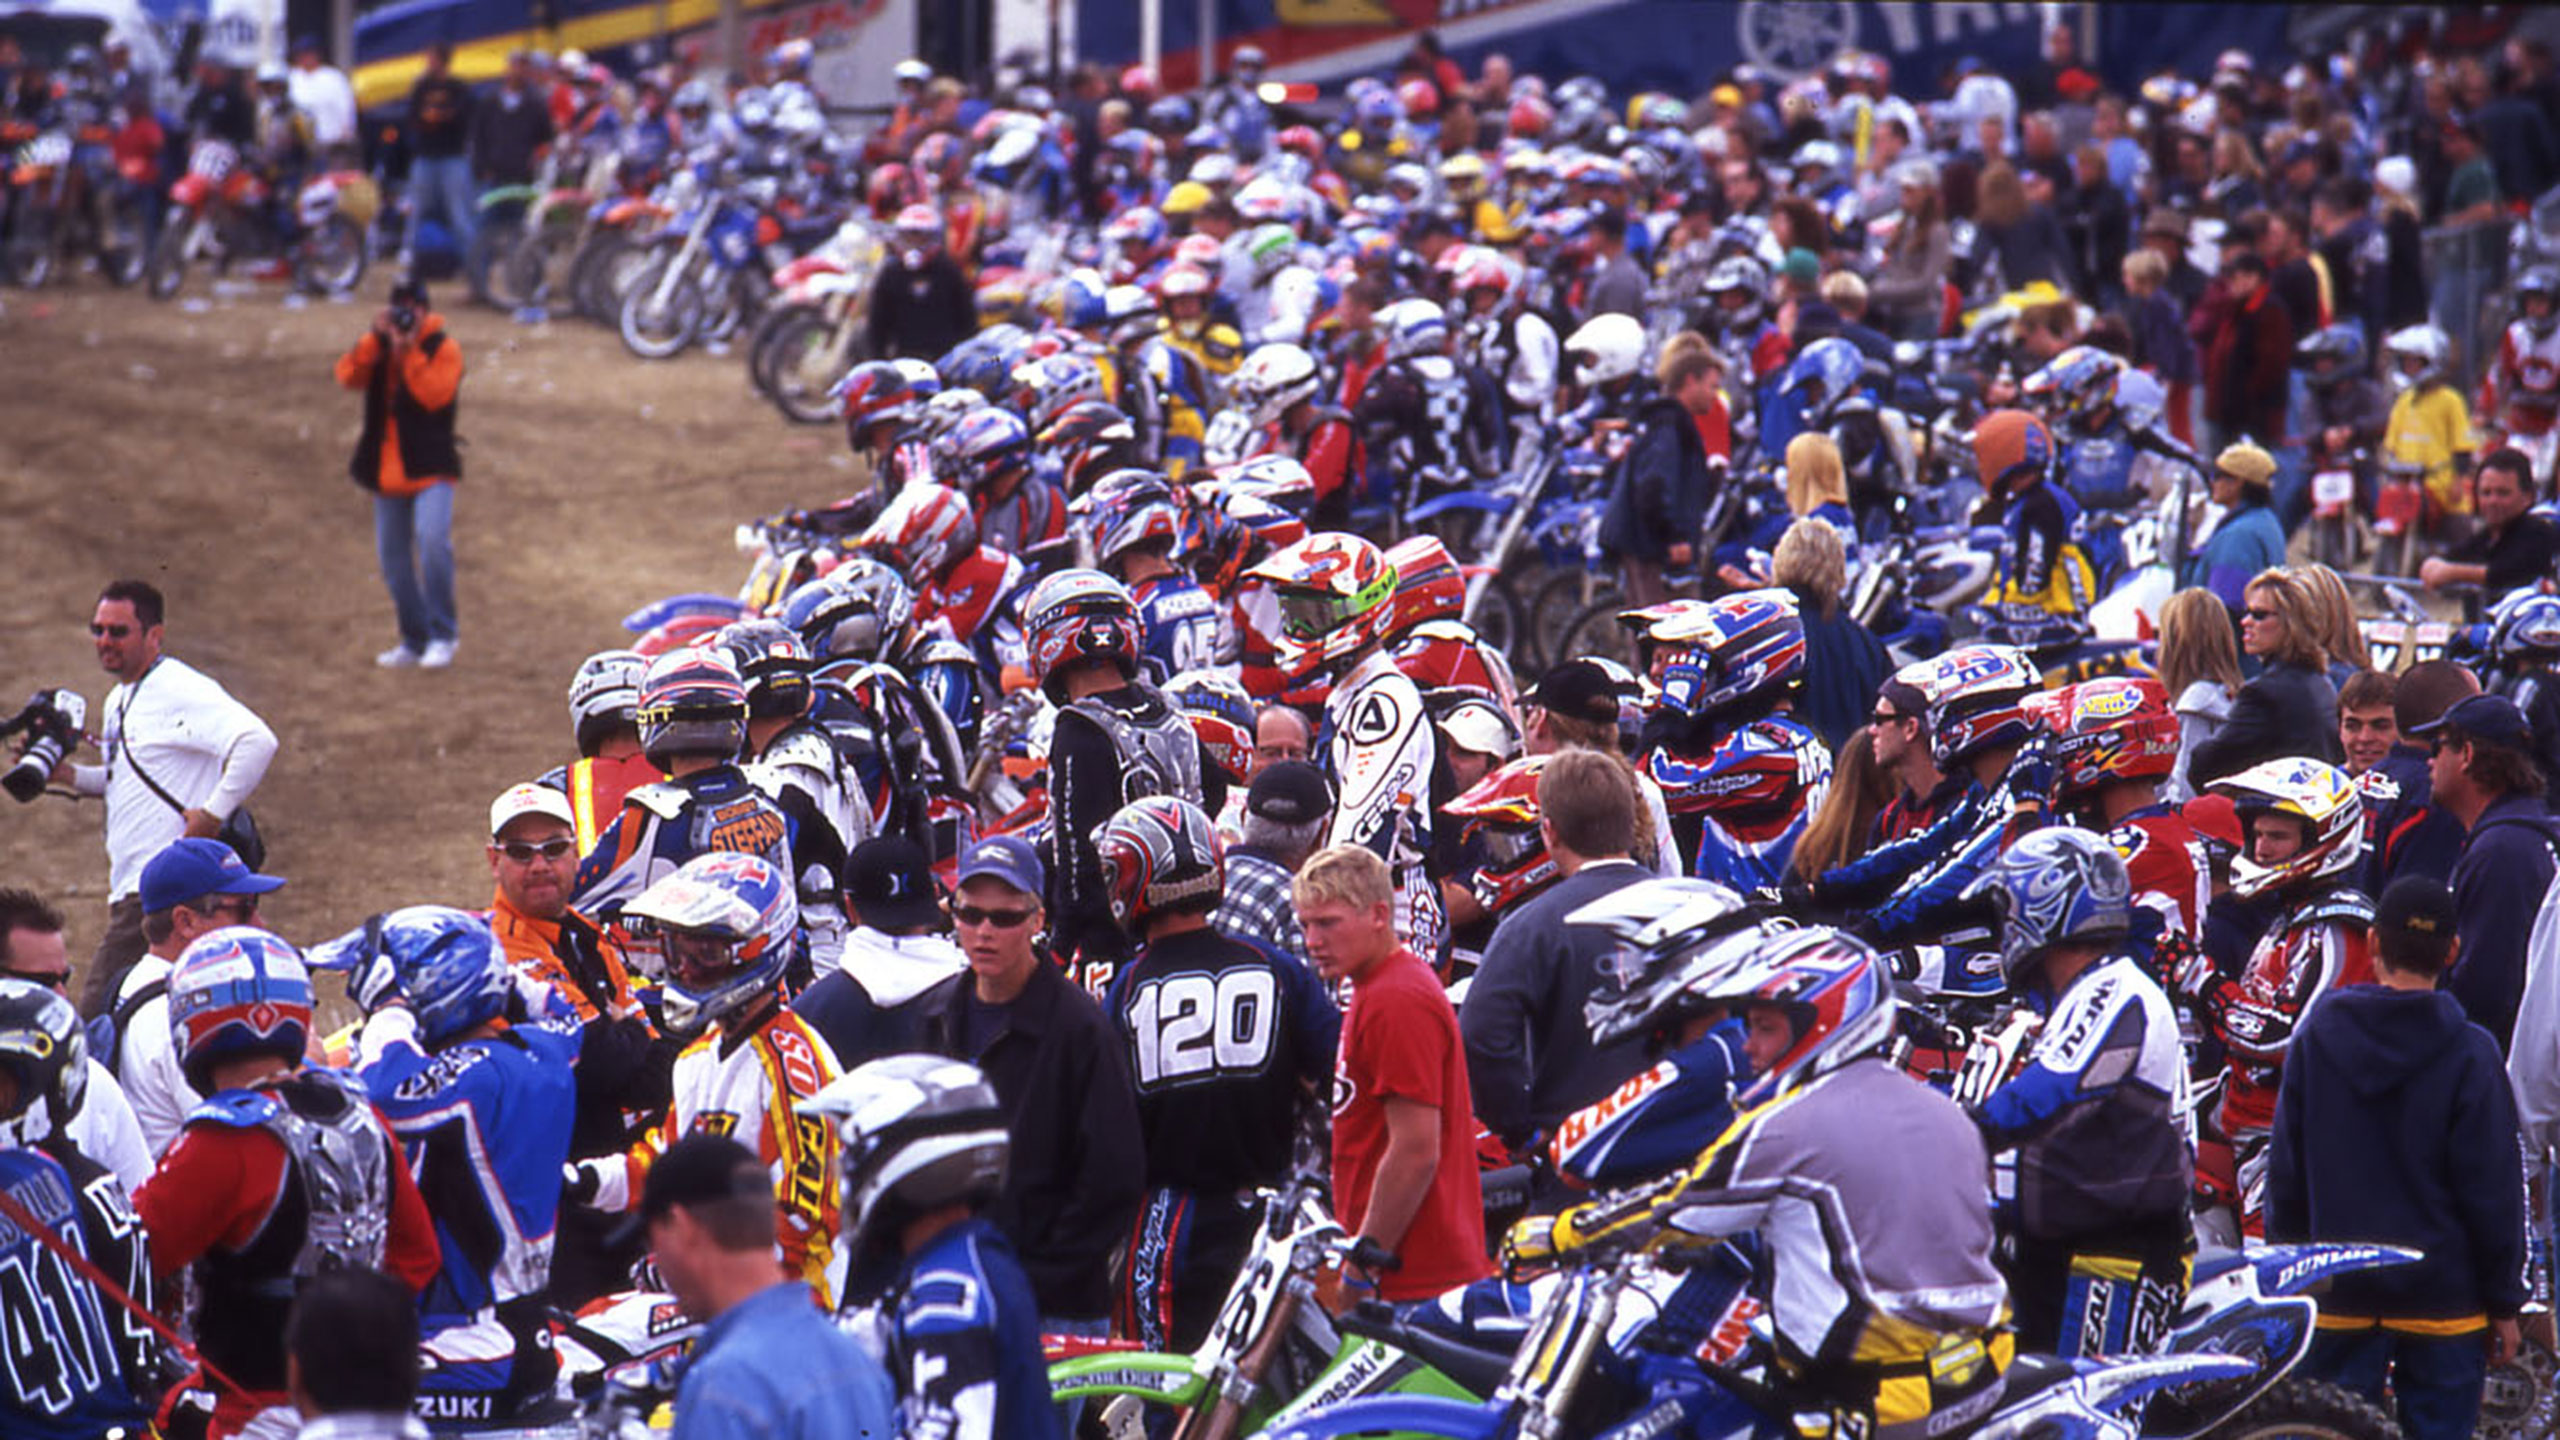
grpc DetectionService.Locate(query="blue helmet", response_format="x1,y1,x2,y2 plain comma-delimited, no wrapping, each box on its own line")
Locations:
2491,588,2560,661
948,406,1034,495
308,905,513,1048
169,927,313,1093
1965,828,2132,984
1655,588,1806,721
936,323,1031,397
1782,337,1865,428
622,852,798,1036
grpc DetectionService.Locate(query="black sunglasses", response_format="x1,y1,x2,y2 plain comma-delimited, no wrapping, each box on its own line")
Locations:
952,904,1038,929
497,838,576,862
89,622,132,637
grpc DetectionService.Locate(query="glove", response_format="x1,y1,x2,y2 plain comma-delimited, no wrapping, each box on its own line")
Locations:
2006,730,2057,811
1502,1214,1564,1277
342,914,404,1015
2169,943,2227,1008
1776,872,1819,915
563,1159,605,1209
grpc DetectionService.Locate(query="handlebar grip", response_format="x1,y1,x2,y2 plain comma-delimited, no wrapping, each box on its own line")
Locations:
1349,1238,1402,1274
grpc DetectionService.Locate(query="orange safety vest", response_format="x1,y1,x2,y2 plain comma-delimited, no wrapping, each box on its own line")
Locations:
568,752,666,855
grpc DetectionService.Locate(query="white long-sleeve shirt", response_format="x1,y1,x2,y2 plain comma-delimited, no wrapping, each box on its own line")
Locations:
108,954,200,1158
288,63,360,149
70,656,277,902
0,1057,153,1193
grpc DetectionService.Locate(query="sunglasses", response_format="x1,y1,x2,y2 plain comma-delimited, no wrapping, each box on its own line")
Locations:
2243,607,2278,622
497,838,576,863
1869,710,1911,725
952,904,1038,929
192,895,259,921
3,968,71,990
89,623,132,637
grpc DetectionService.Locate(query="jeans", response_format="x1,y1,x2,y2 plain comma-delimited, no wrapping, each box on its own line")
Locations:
2304,1324,2489,1440
375,482,457,650
406,153,482,291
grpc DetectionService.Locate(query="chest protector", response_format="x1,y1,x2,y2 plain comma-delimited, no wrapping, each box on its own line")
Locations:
1068,692,1204,807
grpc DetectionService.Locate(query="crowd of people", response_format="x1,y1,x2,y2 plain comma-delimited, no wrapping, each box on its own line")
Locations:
18,14,2560,1440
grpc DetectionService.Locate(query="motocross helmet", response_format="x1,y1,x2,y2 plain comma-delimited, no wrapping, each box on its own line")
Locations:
306,905,513,1048
1381,298,1452,363
781,561,913,666
2041,676,2180,797
1926,643,2041,769
2491,588,2560,661
569,648,648,755
1563,312,1645,387
1079,468,1186,570
2383,324,2450,393
835,358,930,440
2039,346,2126,436
2211,756,2367,900
720,618,815,720
2517,266,2559,339
1023,568,1145,699
1165,669,1257,785
0,977,86,1129
1655,589,1807,721
1707,926,1898,1107
1380,535,1468,637
1094,795,1225,933
1233,343,1323,429
862,483,980,579
1703,256,1770,331
2296,325,2367,392
636,648,750,765
937,325,1033,398
169,927,313,1094
1973,409,2056,493
798,1054,1008,1261
1615,599,1718,681
1783,337,1866,430
1011,352,1109,435
620,852,797,1036
1446,755,1563,916
948,408,1035,497
1963,828,2133,985
1039,399,1144,495
1573,876,1768,1051
1249,533,1400,674
1102,284,1161,348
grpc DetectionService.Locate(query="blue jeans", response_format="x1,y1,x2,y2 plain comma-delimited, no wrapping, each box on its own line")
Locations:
2304,1324,2489,1440
406,153,482,289
375,482,457,650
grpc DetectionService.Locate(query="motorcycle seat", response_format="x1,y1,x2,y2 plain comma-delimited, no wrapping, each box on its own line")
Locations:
1335,1307,1516,1396
1998,1352,2079,1406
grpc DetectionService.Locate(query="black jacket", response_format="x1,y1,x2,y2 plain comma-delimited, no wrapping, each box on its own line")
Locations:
2269,985,2528,1321
2186,659,2341,788
2447,792,2559,1050
917,960,1145,1320
1795,595,1892,753
868,251,976,360
1458,859,1654,1148
1599,393,1713,565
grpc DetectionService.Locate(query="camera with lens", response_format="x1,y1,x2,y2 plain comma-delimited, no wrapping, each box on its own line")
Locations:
391,303,420,333
1,688,87,804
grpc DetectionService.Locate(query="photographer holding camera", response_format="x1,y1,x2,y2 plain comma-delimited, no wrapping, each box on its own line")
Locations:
43,580,278,1017
338,277,465,670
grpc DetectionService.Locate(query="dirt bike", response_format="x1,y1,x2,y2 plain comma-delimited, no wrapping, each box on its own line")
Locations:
146,140,369,300
748,223,886,424
5,125,146,287
2307,447,2367,574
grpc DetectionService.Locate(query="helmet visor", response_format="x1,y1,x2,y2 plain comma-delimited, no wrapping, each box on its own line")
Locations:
1278,587,1350,643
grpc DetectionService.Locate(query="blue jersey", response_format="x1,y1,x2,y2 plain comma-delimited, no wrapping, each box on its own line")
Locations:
357,1000,583,1322
1646,715,1832,892
1130,571,1226,681
1549,1021,1749,1190
0,1147,143,1439
889,1217,1060,1440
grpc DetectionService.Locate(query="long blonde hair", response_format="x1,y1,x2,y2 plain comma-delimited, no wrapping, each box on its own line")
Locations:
2157,588,2244,698
2289,563,2370,671
2243,569,2333,672
1794,730,1893,879
1785,432,1847,515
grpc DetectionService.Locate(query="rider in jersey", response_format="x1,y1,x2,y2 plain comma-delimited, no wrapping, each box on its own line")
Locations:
2483,266,2560,475
863,481,1031,682
2173,758,2373,1239
321,907,582,1421
950,407,1070,567
835,357,944,504
725,620,863,976
1101,285,1211,477
542,649,666,857
0,977,153,1440
1964,831,2192,1360
2035,677,2207,951
784,560,979,866
802,1056,1059,1440
1973,409,2097,621
1251,533,1447,960
1022,569,1221,980
137,928,439,1440
568,853,846,1305
1080,468,1229,680
1232,342,1361,516
1508,929,2012,1440
571,650,799,929
1095,797,1337,1349
1639,589,1834,890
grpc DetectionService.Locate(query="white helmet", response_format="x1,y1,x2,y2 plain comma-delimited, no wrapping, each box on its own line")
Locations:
1234,343,1322,428
568,648,647,754
799,1054,1010,1258
2382,323,2450,393
1381,298,1451,362
1564,312,1646,386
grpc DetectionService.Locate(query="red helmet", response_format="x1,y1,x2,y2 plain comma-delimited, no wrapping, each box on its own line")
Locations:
1023,568,1143,698
864,162,918,217
1119,65,1159,102
861,483,979,578
1095,795,1223,934
1398,77,1440,118
1277,125,1324,159
1975,408,2056,493
1165,669,1256,785
835,358,929,435
1381,535,1467,637
2041,676,2180,796
1446,755,1559,914
1249,533,1399,673
1508,95,1554,138
1390,621,1515,702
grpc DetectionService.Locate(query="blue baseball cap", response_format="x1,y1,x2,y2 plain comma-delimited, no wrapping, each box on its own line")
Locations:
955,835,1045,898
2411,692,2534,751
139,837,286,915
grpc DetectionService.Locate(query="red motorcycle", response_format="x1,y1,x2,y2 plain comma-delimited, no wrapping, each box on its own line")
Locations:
146,140,369,300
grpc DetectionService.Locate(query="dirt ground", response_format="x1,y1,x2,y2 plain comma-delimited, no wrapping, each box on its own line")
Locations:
0,277,856,1000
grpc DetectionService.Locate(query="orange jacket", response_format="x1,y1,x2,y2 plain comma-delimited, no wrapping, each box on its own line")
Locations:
336,313,463,497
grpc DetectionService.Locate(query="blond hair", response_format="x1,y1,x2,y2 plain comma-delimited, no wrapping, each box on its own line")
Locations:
1819,269,1868,316
2288,563,2370,671
1292,844,1394,912
2157,588,2244,699
1657,330,1718,391
1772,517,1847,618
1784,431,1847,515
2122,248,2167,294
2244,569,2332,671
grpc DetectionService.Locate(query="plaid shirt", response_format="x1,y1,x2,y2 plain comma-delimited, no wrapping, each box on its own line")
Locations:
1213,847,1306,965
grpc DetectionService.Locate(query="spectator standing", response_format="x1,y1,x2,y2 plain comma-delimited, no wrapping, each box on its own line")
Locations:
1775,518,1889,751
640,1134,899,1440
284,1269,427,1440
1599,336,1722,606
2204,253,2294,453
117,840,284,1157
2270,876,2526,1440
1974,161,2071,292
468,52,554,275
2338,671,2401,779
1211,760,1330,967
338,279,465,669
285,35,355,161
1297,844,1489,1303
869,205,976,361
58,579,277,1018
792,835,967,1068
2181,443,2288,613
1459,750,1654,1155
1869,159,1949,339
2188,570,2342,788
2414,695,2557,1050
916,836,1144,1343
402,45,478,287
1580,207,1647,321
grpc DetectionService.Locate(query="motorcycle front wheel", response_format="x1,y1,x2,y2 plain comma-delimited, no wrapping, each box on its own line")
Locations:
619,254,702,360
145,222,191,299
762,306,862,424
295,214,367,295
7,197,56,289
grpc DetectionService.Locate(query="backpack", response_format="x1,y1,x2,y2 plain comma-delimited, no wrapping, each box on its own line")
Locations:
83,975,167,1084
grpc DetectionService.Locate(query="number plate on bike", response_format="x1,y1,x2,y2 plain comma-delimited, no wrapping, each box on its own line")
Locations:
2312,470,2354,511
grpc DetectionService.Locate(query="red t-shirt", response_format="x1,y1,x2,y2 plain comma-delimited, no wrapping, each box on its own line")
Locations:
1332,946,1491,1301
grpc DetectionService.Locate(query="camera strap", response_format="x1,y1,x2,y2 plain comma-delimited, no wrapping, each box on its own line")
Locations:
112,662,200,821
